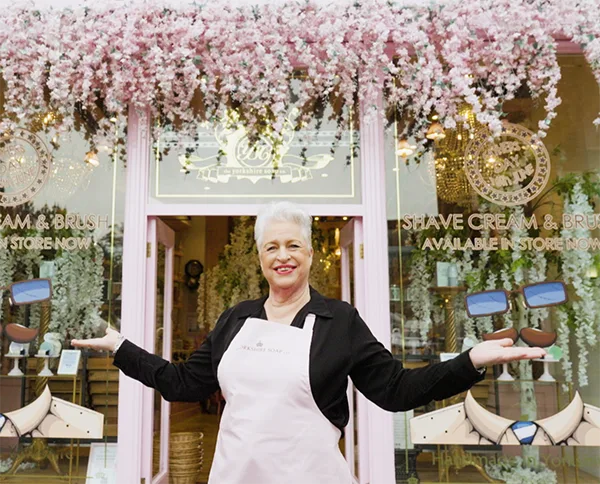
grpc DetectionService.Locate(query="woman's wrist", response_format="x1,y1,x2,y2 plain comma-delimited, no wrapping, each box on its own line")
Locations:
112,333,126,355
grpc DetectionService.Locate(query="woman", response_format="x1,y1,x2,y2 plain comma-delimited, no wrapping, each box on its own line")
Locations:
72,202,546,484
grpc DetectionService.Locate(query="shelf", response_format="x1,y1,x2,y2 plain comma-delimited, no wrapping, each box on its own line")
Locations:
88,370,119,382
89,382,119,393
0,373,78,380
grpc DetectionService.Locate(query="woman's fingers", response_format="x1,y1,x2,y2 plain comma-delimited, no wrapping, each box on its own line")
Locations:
71,337,107,350
497,346,546,363
495,337,516,348
472,339,548,369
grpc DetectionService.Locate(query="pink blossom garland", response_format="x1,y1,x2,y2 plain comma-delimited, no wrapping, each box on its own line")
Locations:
0,0,599,149
559,0,600,125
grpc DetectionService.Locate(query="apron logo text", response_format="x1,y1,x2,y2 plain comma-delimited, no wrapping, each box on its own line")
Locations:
237,344,290,355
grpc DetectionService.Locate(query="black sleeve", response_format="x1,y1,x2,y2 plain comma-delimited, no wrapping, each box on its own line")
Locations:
112,310,233,402
348,309,485,412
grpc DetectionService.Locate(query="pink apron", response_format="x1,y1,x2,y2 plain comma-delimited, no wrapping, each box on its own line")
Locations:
209,314,353,484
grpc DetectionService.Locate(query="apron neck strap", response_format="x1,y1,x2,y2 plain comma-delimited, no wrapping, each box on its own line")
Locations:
303,314,316,332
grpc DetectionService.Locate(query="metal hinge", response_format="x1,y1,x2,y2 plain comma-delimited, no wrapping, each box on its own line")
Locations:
359,243,364,259
146,242,151,257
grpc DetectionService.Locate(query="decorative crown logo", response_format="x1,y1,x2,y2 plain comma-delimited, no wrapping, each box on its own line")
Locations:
256,341,263,348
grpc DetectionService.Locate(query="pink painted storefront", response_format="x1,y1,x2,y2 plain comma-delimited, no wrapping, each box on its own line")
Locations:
0,2,600,484
119,93,396,483
119,60,600,482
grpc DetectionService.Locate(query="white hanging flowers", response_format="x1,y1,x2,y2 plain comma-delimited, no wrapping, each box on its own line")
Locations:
49,240,104,341
0,249,15,322
527,251,549,329
0,458,35,474
556,307,573,390
406,252,432,342
558,180,598,387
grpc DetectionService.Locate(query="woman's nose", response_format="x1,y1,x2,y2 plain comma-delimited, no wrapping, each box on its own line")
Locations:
276,248,290,260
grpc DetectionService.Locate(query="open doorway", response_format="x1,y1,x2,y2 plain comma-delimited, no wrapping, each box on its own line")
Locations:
151,215,356,483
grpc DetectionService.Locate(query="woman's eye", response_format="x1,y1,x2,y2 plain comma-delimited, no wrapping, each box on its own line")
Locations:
266,246,276,252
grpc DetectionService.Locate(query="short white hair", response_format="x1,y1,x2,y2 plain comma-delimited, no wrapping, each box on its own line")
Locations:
255,202,312,248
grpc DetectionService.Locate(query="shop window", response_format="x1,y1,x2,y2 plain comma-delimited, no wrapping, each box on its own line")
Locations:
0,105,126,480
148,75,361,205
385,55,600,483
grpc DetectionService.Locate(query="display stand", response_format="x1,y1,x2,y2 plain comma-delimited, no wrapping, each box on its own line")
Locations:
534,357,559,382
487,378,578,484
0,302,82,483
34,355,56,377
429,286,503,484
394,448,421,484
497,363,514,381
5,355,24,377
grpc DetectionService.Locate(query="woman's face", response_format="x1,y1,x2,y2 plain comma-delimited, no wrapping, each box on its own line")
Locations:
259,221,313,292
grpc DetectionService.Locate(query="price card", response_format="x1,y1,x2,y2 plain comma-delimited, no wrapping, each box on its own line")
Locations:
57,349,81,375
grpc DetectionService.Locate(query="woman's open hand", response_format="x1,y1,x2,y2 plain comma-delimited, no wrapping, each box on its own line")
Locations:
71,326,121,352
469,338,546,369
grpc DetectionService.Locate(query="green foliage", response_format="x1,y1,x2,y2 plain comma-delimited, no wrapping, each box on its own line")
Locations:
554,171,600,207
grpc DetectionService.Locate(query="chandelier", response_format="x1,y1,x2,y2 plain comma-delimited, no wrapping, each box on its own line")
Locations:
49,154,96,201
432,108,479,207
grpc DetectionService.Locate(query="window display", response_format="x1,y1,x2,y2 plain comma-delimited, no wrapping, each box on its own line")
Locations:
411,390,600,446
386,54,600,483
0,107,126,481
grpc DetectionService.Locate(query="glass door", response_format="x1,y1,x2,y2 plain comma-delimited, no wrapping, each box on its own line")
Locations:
339,218,368,484
143,216,175,484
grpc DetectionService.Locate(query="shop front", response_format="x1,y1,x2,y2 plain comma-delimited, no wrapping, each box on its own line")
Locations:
0,1,600,484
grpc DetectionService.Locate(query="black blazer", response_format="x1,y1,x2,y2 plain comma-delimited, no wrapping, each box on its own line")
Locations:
113,287,485,430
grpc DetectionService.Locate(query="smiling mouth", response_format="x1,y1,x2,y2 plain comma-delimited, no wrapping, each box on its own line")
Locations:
275,266,296,274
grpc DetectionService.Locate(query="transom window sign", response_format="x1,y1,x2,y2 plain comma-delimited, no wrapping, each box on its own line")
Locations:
152,108,360,201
